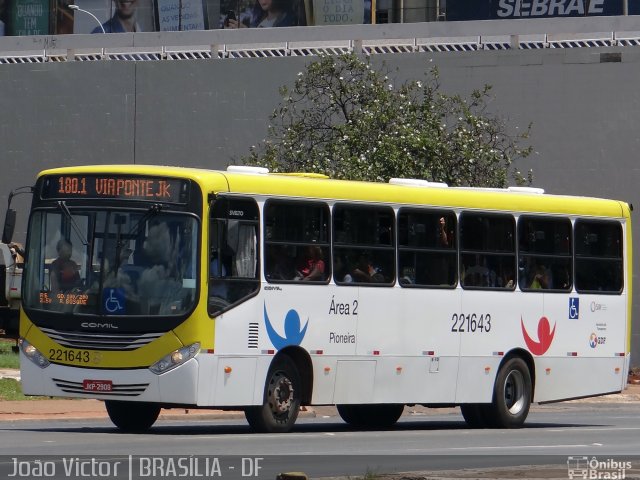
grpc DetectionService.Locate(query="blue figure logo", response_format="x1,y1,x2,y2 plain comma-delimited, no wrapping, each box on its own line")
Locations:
569,297,579,320
264,303,308,350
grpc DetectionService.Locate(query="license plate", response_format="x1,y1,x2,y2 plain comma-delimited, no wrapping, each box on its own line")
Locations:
82,380,113,392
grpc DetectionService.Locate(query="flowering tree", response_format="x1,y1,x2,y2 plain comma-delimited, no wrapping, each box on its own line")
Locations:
244,53,533,187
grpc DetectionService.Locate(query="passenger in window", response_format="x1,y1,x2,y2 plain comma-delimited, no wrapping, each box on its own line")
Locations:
351,254,384,283
557,267,570,290
438,217,450,247
334,255,353,283
209,253,229,302
266,245,295,280
296,245,325,281
140,222,173,268
497,264,514,289
400,266,415,285
530,264,551,289
211,253,227,278
138,223,184,314
463,255,490,287
50,239,81,294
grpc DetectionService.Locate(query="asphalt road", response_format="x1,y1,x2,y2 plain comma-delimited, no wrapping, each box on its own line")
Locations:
0,402,639,479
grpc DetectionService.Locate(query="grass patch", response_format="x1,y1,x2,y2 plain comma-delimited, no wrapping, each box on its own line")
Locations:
0,378,34,401
0,340,19,369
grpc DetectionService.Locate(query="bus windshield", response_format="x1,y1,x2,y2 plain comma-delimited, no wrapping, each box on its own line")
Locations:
23,207,198,317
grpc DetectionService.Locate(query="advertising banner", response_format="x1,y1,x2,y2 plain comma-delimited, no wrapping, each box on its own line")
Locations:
71,0,156,33
8,0,49,35
311,0,365,25
218,0,308,28
446,0,623,21
155,0,207,31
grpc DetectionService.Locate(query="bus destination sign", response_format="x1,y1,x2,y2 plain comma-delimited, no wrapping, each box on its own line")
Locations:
41,175,190,203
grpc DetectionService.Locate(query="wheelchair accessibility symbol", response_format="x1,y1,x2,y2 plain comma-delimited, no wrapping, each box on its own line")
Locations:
103,288,126,315
569,297,579,320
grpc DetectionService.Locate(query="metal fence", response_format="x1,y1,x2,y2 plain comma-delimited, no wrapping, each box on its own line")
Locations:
1,16,640,63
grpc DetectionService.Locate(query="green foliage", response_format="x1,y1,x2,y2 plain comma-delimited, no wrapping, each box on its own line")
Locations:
0,379,31,401
0,341,19,369
244,53,533,187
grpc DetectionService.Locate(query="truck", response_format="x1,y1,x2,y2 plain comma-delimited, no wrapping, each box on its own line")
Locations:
0,241,22,338
1,189,28,340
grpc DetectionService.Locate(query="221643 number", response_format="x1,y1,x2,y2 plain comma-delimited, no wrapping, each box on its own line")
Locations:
48,348,90,363
451,313,491,333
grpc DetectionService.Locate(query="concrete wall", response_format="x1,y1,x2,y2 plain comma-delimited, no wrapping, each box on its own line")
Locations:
1,24,639,365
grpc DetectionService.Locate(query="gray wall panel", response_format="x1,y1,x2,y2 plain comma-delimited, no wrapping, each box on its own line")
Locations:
1,47,639,367
134,58,311,167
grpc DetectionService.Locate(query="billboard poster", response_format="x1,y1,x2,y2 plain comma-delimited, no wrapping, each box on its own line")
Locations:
0,0,6,35
310,0,366,25
446,0,623,21
72,0,156,33
8,0,50,35
155,0,207,30
218,0,307,28
217,0,371,28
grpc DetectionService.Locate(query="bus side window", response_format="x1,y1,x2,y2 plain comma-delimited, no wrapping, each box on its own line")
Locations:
460,213,515,290
518,216,572,292
264,200,330,284
208,197,260,316
333,204,395,286
574,220,623,293
397,209,456,288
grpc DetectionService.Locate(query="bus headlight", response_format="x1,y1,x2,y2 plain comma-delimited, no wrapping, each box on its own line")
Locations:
19,338,50,369
149,343,200,375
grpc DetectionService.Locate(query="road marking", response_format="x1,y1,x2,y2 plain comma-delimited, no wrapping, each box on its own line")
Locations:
448,444,592,451
548,427,640,432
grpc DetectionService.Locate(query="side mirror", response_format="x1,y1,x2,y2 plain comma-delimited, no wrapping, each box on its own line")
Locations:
2,209,16,244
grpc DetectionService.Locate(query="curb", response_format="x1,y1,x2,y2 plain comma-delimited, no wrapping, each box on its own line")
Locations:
0,404,320,423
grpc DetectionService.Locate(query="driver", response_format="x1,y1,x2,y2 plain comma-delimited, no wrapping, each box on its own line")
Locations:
50,239,81,294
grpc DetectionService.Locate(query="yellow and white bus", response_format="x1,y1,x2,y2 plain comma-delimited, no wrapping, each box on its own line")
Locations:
15,164,632,432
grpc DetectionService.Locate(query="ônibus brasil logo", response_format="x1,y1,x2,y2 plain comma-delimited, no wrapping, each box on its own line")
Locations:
264,303,308,351
521,316,556,356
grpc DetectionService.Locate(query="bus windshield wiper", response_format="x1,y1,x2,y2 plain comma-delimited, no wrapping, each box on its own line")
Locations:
57,201,88,246
127,203,162,239
113,204,163,270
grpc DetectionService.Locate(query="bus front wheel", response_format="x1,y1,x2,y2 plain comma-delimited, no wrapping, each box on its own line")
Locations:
105,400,161,432
337,404,404,428
486,357,532,428
245,355,301,433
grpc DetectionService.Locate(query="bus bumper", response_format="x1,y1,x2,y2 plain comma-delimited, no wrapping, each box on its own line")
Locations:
19,353,199,405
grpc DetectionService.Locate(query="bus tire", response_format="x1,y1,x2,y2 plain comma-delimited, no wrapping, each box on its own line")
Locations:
487,357,532,428
245,355,301,433
337,404,404,428
460,404,490,428
105,401,161,432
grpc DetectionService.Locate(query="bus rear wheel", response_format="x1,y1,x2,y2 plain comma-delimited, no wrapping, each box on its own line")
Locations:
337,404,404,428
105,400,161,432
486,357,532,428
245,355,301,433
460,404,491,428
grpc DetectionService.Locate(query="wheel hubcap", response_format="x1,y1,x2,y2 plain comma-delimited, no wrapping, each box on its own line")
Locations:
503,369,526,415
268,372,293,415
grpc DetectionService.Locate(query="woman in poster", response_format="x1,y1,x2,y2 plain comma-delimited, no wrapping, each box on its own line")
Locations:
224,0,302,28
